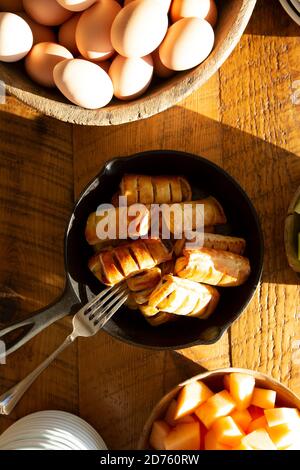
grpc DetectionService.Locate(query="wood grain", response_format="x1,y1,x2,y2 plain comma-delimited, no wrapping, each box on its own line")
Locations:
219,0,300,391
0,97,77,432
0,0,299,451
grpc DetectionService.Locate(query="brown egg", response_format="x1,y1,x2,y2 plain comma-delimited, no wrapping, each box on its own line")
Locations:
109,54,153,100
76,0,121,61
25,42,73,87
53,58,114,109
170,0,218,27
0,0,23,11
56,0,97,11
17,13,56,45
159,18,215,71
23,0,73,26
111,0,169,58
152,48,174,79
58,14,80,56
124,0,172,13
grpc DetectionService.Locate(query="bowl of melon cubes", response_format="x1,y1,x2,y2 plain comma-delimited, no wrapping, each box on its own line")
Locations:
138,368,300,450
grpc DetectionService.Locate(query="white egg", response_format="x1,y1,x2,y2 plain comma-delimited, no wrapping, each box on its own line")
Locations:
53,58,114,109
0,12,33,62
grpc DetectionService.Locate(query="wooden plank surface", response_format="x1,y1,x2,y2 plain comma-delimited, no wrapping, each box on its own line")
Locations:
0,97,77,430
0,0,299,450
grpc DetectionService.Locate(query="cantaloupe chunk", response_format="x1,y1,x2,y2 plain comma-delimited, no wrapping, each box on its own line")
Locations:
233,441,253,450
231,409,252,432
264,408,300,428
248,405,264,420
242,428,277,450
228,373,255,411
195,390,236,429
251,388,276,409
211,416,244,447
174,381,214,419
164,422,201,450
149,420,170,450
247,415,268,433
165,399,197,426
204,430,232,450
267,423,300,449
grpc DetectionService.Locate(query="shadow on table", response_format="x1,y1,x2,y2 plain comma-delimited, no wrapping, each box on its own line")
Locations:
247,0,300,37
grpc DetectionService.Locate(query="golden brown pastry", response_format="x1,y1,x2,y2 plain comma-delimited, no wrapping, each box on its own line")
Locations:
120,174,192,205
163,197,227,235
175,248,251,287
85,206,150,246
174,233,246,257
88,239,172,286
141,275,219,319
126,267,162,305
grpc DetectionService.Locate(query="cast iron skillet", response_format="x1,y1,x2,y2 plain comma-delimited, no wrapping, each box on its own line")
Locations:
0,151,264,355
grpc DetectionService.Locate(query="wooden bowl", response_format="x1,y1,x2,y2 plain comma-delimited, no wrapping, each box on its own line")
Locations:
138,367,300,449
0,0,257,126
285,186,300,273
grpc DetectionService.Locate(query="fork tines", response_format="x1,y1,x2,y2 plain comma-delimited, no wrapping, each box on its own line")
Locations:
84,282,129,328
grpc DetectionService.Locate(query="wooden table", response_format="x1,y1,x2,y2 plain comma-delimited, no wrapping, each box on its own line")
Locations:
0,0,299,450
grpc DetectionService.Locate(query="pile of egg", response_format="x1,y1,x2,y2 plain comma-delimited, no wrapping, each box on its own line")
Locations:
0,0,218,110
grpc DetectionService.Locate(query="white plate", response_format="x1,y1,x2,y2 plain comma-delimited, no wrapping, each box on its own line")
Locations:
279,0,300,25
0,411,107,451
0,429,84,450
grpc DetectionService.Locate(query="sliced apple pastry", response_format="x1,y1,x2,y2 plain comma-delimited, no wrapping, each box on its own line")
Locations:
174,233,246,257
88,239,172,286
119,174,192,205
139,275,220,319
175,248,251,287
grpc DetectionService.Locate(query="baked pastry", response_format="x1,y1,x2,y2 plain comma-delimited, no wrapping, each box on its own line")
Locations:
163,197,227,235
174,233,246,257
88,239,172,286
119,174,192,205
141,275,219,319
127,267,162,305
85,206,150,246
175,248,251,287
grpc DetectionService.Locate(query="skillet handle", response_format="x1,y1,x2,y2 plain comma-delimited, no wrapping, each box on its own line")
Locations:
0,281,80,359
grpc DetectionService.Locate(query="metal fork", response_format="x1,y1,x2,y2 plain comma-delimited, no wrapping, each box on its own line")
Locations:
0,282,129,415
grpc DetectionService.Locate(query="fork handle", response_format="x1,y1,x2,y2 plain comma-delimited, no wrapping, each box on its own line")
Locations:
0,334,76,415
0,281,79,359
